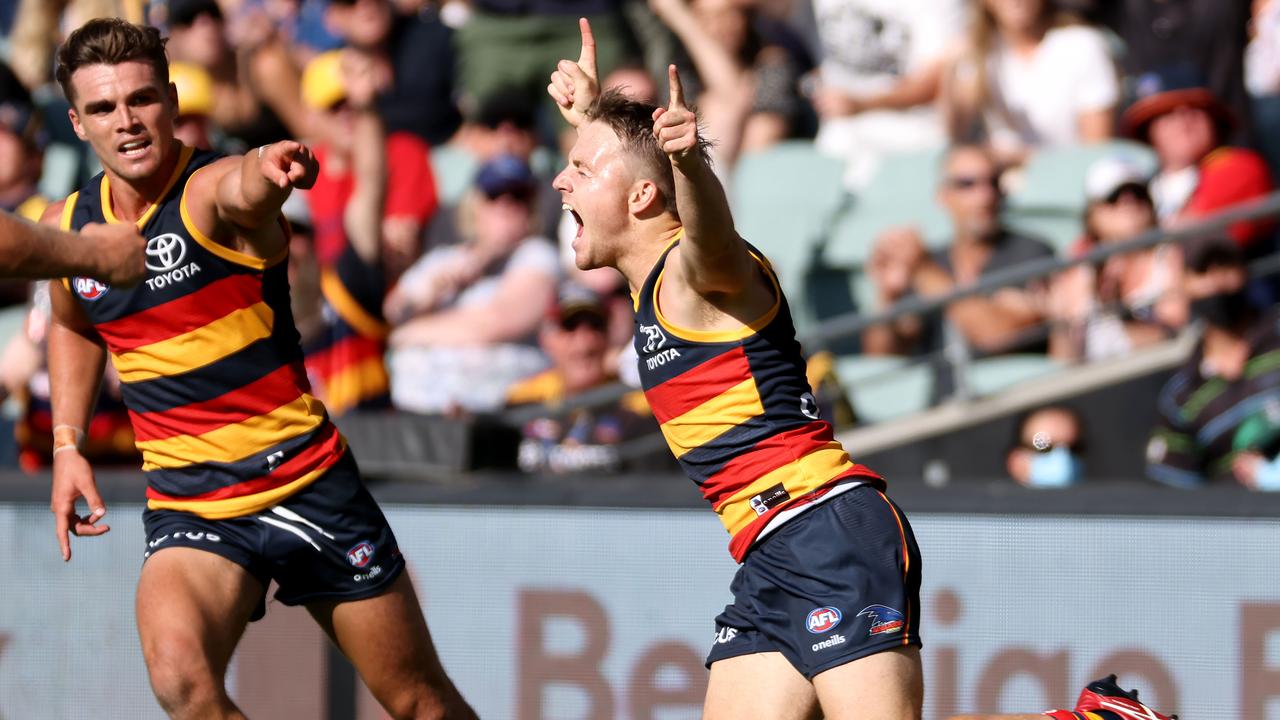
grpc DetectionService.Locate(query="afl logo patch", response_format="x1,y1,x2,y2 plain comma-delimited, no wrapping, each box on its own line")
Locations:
72,276,109,301
806,606,842,634
145,233,187,272
346,541,375,568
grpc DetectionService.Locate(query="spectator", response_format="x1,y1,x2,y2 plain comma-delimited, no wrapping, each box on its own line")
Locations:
1122,65,1275,251
940,0,1119,163
649,0,802,170
1087,0,1254,146
862,144,1053,362
507,284,655,474
1146,237,1280,489
301,49,439,282
168,61,215,150
0,62,48,308
8,0,145,90
326,0,463,146
1005,405,1085,487
290,50,394,417
164,0,308,152
454,0,632,129
385,154,559,414
808,0,965,189
1044,155,1186,361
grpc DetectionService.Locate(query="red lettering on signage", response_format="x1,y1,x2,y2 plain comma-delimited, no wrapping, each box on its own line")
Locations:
517,589,613,720
627,641,706,719
1242,602,1280,719
975,648,1068,714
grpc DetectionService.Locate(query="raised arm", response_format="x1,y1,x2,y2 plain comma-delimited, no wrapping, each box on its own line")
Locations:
0,210,145,285
184,140,319,261
341,50,387,266
653,65,754,294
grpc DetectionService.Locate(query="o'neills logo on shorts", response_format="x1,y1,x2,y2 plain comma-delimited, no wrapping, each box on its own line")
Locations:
749,483,790,516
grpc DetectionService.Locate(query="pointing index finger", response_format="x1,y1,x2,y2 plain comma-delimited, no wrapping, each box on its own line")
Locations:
578,18,597,80
667,64,685,110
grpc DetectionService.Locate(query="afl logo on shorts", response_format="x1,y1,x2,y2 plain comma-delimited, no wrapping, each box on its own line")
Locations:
72,276,109,301
806,606,842,634
346,541,375,568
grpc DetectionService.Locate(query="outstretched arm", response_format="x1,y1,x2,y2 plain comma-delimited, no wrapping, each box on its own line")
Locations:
653,65,753,294
0,211,146,285
184,141,320,261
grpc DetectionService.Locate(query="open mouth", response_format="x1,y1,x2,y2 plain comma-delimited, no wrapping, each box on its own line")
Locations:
118,138,152,159
562,203,584,239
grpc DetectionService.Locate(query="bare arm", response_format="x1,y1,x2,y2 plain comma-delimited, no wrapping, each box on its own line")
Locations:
193,141,319,260
40,201,111,561
1077,106,1115,142
243,38,312,141
914,262,1045,352
388,267,556,348
813,61,944,118
656,66,754,294
0,211,146,285
341,51,388,266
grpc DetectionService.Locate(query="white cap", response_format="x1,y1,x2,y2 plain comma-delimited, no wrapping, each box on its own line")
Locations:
1084,155,1150,202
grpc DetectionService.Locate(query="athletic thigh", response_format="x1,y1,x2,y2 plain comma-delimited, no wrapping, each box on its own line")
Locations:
307,572,475,719
136,547,264,681
813,645,924,720
704,652,819,720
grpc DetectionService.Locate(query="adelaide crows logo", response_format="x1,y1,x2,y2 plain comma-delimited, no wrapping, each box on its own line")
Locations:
856,604,905,636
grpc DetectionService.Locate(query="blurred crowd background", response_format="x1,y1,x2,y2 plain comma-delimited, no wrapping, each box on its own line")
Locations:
0,0,1277,491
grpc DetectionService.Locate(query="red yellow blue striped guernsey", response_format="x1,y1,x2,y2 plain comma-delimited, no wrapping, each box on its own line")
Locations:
60,144,346,518
634,233,883,561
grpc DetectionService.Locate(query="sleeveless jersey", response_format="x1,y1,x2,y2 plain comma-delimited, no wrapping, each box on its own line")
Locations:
634,234,882,561
302,242,391,416
61,144,345,518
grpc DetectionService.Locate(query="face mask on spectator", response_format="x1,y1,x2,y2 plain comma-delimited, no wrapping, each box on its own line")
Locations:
1027,446,1084,488
1190,289,1251,329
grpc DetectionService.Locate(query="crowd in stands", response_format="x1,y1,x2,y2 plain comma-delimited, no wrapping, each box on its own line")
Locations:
0,0,1277,491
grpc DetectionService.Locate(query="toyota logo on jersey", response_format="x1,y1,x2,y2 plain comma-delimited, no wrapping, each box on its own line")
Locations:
145,233,187,271
346,541,375,568
72,276,109,301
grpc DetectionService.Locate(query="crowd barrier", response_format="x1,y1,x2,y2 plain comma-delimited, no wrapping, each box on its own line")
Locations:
1,475,1278,719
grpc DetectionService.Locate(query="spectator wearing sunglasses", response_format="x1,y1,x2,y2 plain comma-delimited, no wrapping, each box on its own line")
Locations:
863,144,1053,368
1005,404,1085,488
385,154,560,414
1043,155,1187,362
507,284,655,475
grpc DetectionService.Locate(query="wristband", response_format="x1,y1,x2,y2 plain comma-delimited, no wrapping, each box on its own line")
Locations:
52,424,84,448
52,444,80,457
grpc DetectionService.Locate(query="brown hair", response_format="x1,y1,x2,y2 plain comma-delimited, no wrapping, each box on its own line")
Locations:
584,88,713,218
54,18,169,103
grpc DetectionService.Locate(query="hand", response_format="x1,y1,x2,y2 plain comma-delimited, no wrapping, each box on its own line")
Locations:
341,48,386,111
50,449,109,561
867,227,926,303
811,84,862,119
1233,451,1268,489
259,141,319,190
651,65,699,164
81,222,146,286
547,18,599,128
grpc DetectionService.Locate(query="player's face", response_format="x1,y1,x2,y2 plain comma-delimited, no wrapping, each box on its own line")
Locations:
68,61,178,184
553,121,635,271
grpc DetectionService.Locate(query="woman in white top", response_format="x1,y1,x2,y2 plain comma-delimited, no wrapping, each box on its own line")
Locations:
941,0,1120,163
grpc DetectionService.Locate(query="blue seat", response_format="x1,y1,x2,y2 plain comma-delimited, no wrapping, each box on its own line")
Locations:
834,355,933,424
963,354,1063,396
428,144,479,207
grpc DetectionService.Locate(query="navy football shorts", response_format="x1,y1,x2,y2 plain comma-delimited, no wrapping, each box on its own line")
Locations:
706,484,922,678
141,451,404,620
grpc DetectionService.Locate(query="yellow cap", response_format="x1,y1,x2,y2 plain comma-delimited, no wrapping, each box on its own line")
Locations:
301,50,346,111
169,62,214,118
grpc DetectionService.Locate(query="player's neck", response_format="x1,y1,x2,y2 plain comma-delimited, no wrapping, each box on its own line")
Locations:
616,222,682,295
102,144,185,223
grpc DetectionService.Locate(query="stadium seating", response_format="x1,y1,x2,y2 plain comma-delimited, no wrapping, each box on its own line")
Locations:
834,354,933,424
962,354,1063,397
1002,140,1158,253
428,143,479,206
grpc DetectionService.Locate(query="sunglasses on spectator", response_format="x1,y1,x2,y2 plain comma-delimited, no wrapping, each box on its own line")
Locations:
560,313,607,332
945,175,1001,191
